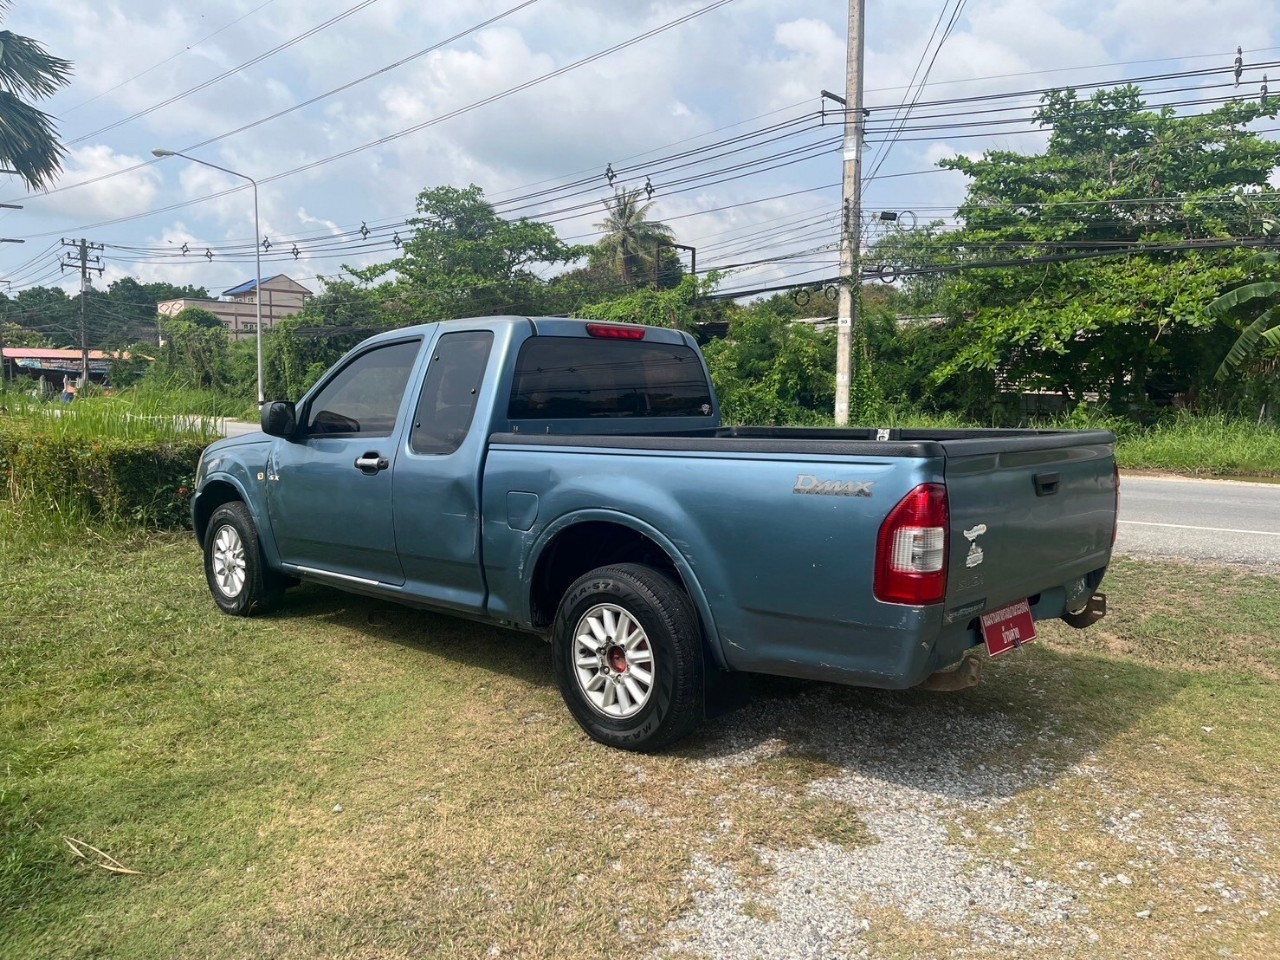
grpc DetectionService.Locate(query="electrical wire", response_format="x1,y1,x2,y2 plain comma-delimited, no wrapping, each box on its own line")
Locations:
62,0,388,147
56,0,283,117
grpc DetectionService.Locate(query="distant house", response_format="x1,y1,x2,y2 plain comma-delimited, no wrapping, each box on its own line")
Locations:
157,274,313,341
1,347,129,386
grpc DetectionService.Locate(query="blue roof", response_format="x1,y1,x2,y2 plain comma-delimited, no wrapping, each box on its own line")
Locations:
223,274,285,296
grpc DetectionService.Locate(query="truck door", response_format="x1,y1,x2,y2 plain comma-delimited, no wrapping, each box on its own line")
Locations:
392,330,494,613
265,337,422,585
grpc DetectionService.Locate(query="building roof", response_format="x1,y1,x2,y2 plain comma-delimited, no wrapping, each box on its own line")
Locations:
2,347,124,361
222,274,313,297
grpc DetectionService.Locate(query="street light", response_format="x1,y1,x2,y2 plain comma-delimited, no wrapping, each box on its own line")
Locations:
152,149,265,405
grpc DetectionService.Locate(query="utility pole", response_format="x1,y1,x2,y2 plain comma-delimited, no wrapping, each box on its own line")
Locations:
0,279,10,389
834,0,866,426
60,238,104,386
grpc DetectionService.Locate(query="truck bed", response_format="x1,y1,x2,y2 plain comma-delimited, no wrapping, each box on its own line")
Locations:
484,425,1116,688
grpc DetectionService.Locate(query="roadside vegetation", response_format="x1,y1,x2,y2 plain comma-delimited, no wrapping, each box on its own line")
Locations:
5,85,1280,480
1,524,1276,959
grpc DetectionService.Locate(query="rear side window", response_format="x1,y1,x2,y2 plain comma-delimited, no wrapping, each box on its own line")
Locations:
508,336,713,419
410,331,494,455
306,339,420,436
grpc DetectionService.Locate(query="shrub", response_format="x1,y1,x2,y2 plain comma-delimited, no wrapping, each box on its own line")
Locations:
0,422,203,529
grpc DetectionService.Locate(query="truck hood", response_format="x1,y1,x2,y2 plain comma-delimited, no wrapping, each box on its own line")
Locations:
203,432,271,455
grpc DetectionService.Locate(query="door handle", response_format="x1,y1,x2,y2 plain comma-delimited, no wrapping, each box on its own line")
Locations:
1033,471,1060,497
354,452,389,475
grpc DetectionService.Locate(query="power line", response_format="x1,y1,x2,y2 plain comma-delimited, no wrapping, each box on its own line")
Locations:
15,0,742,239
56,0,283,117
864,0,965,183
62,0,387,147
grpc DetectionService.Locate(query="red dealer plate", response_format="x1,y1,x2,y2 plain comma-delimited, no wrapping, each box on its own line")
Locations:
980,599,1037,657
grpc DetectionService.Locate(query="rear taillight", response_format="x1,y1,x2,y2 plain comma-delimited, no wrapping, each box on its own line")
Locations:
874,483,949,605
1111,461,1120,546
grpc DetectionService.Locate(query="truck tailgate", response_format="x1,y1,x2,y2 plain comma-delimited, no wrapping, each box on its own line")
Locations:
940,431,1116,616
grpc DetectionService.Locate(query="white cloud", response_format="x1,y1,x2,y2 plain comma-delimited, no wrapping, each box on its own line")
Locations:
38,145,162,219
2,0,1278,294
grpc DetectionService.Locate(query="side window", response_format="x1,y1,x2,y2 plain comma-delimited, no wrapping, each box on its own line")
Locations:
410,331,494,455
306,339,421,437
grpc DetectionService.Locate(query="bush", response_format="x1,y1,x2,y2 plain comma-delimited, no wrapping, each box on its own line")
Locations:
0,422,203,529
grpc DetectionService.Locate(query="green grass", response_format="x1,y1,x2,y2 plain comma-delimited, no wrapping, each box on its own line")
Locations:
0,390,221,443
886,407,1280,477
1114,412,1280,477
2,525,1279,958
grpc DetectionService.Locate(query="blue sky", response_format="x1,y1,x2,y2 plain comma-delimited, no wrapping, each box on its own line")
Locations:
3,0,1278,299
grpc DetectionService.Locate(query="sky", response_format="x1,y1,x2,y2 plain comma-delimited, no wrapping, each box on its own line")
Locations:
3,0,1279,303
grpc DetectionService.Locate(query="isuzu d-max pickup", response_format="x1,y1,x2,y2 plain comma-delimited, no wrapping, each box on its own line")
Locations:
192,316,1117,750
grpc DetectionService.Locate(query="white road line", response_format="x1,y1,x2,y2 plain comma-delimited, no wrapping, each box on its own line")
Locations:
1118,520,1280,537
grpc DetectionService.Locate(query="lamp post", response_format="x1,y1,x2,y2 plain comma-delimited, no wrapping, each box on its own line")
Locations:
152,149,265,405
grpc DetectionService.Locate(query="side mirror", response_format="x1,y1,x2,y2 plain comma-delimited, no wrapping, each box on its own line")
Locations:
261,400,297,437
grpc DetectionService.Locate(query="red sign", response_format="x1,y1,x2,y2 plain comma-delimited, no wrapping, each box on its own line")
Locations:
980,599,1037,657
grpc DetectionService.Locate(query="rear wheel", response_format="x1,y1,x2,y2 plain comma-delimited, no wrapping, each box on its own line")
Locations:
203,502,284,616
552,563,703,751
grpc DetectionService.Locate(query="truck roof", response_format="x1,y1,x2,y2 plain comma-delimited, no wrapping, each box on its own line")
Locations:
358,315,695,349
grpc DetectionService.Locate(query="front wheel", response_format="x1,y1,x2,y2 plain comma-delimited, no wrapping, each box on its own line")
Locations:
551,563,704,751
203,501,284,616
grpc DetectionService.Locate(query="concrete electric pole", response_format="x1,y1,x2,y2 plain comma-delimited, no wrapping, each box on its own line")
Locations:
60,238,105,386
834,0,866,426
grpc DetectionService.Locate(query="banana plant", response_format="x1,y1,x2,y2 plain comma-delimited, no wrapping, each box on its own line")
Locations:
1208,256,1280,382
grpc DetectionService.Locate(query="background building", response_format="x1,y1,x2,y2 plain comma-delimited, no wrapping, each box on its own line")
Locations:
157,275,313,340
1,347,125,389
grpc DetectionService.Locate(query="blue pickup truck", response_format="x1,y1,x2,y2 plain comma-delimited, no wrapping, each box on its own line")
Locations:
192,316,1117,750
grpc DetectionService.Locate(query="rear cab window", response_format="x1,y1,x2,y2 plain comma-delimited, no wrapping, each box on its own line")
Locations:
508,336,713,420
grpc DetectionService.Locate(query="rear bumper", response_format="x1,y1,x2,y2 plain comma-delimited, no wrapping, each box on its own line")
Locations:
725,565,1110,690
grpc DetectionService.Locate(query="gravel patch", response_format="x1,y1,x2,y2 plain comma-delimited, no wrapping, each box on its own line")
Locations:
656,682,1276,958
658,686,1091,958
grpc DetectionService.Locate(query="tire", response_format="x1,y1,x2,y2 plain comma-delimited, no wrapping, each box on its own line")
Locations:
551,563,704,751
203,501,284,617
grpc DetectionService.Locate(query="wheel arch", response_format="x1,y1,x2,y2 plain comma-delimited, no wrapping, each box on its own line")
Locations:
193,474,280,569
526,510,726,669
194,477,247,545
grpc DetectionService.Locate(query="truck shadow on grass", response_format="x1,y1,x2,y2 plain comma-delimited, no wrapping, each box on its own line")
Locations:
271,584,1186,804
685,646,1188,804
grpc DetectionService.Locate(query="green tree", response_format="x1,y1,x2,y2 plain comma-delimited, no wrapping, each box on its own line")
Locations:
577,274,727,332
90,278,210,347
921,86,1280,412
594,187,675,289
0,2,72,190
2,286,75,345
150,308,230,390
353,184,578,319
260,280,400,400
702,301,835,425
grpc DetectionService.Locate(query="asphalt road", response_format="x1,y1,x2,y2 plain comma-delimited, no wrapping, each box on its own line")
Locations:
1116,474,1280,569
221,418,260,438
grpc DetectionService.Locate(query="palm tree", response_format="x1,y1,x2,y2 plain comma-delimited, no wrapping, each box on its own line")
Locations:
0,2,72,191
594,187,674,289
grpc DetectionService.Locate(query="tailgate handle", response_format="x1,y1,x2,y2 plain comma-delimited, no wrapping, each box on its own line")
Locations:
1033,472,1060,497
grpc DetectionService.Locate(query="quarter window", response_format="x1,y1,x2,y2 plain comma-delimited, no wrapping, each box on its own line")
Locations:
410,331,494,454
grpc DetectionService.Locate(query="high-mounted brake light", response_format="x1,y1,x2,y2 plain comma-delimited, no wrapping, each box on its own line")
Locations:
586,323,645,340
874,483,949,605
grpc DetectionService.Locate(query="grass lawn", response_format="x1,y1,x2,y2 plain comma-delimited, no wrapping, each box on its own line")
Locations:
2,528,1278,959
